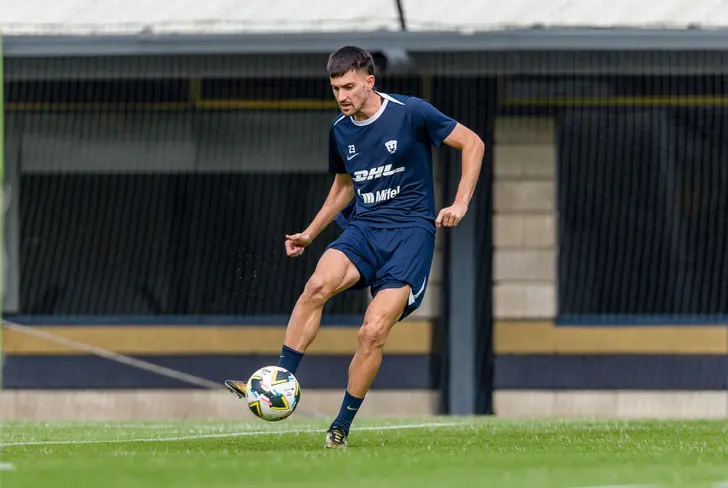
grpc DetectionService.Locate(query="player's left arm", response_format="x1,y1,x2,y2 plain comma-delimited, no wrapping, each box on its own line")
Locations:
436,122,485,228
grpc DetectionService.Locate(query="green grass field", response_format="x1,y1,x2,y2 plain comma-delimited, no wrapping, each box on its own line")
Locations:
2,417,728,487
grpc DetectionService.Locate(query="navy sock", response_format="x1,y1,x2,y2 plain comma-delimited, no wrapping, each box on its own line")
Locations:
330,391,365,434
277,345,304,375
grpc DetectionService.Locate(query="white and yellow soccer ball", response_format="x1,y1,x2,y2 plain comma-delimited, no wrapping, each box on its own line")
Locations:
245,365,301,421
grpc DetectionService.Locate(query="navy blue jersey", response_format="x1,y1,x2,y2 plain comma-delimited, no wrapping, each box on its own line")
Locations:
328,92,457,234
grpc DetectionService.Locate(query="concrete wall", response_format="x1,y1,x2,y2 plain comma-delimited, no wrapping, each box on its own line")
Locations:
494,391,728,419
5,390,726,421
491,116,557,415
0,390,439,421
492,117,557,320
490,116,728,419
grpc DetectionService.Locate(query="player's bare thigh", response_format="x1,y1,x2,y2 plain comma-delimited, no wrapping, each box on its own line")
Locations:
358,285,411,348
304,248,362,301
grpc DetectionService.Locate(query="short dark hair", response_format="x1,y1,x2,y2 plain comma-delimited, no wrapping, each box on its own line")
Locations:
327,46,375,78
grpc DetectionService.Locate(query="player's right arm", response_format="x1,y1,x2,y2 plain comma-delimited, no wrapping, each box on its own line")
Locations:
285,124,353,258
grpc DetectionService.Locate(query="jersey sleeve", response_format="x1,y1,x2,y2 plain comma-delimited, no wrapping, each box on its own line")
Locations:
408,97,458,148
328,125,347,174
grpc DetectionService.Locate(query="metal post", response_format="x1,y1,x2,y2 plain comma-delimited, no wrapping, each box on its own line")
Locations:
0,33,5,390
446,153,477,415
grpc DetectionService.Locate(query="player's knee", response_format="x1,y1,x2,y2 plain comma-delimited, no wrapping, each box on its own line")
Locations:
302,274,332,304
358,318,389,352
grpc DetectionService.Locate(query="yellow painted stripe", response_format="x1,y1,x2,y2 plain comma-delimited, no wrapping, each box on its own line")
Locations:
3,321,432,355
5,102,191,111
6,99,339,112
495,321,555,354
555,326,728,354
495,321,728,354
503,96,728,107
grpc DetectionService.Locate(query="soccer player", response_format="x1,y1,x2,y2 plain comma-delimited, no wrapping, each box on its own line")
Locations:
226,45,484,448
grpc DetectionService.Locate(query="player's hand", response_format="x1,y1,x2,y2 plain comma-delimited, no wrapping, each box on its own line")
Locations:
285,232,313,257
436,202,468,228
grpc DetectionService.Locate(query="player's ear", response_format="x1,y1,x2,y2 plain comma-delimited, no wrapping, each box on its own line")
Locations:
366,75,375,91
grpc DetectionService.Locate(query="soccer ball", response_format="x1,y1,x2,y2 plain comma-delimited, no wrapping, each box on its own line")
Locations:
245,365,301,421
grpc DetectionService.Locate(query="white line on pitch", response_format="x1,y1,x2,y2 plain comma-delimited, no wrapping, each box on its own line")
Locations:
570,485,660,488
0,422,463,448
0,463,16,471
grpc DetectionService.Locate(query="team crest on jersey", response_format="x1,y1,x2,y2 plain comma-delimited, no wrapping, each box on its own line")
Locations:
384,140,398,154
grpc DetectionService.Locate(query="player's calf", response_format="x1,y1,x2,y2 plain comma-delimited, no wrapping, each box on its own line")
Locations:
275,275,329,374
327,286,408,444
348,317,391,396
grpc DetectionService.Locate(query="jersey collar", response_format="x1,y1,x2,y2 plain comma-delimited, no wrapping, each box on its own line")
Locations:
350,93,389,127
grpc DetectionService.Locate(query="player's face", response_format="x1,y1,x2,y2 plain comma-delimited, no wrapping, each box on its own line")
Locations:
330,69,374,117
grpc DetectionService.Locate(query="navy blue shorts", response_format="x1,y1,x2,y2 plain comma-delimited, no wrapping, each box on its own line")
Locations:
327,222,435,320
